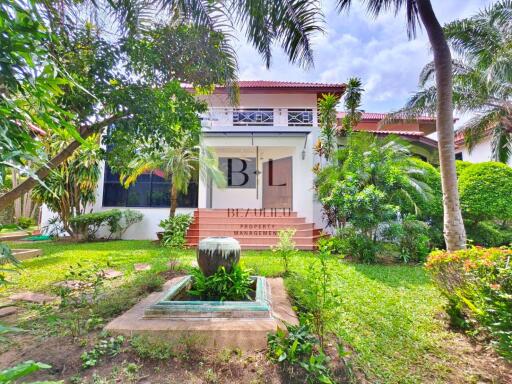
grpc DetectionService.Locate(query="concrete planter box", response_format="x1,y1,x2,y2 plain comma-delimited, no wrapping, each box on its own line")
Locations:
105,276,298,350
144,275,270,319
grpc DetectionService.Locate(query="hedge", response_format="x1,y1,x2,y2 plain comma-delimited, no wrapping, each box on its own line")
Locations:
426,247,512,360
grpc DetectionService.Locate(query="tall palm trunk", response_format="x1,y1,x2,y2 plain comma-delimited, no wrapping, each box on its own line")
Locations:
416,0,466,251
169,176,178,218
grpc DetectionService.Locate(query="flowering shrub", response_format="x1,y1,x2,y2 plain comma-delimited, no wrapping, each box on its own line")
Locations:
425,247,512,359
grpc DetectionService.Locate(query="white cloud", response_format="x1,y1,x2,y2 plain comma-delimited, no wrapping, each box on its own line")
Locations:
234,0,498,114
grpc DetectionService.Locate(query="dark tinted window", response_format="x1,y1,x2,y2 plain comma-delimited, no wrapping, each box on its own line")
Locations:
102,165,197,208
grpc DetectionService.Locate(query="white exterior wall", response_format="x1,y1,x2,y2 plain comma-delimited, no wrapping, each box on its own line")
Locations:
39,161,195,240
40,90,326,239
459,137,512,165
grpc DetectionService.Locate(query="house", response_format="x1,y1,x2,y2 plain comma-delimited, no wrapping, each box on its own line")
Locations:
40,81,440,249
454,129,511,164
337,112,439,164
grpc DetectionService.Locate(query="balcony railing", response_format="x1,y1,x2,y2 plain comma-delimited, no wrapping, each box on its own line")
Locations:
233,108,274,126
200,107,316,128
288,109,314,126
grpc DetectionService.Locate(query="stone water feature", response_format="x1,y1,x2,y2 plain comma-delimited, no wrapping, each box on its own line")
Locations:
146,237,268,319
105,237,297,350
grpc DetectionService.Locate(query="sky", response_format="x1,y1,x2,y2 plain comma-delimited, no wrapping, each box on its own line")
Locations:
232,0,495,126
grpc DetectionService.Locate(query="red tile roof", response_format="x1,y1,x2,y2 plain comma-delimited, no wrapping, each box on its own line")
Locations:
355,129,425,136
337,112,436,121
234,80,346,89
355,129,438,147
184,80,346,93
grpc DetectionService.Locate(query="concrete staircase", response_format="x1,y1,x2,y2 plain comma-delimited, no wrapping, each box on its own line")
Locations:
185,209,322,250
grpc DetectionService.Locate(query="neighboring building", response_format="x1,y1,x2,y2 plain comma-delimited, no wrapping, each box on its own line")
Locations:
337,112,439,164
454,129,511,165
40,81,440,248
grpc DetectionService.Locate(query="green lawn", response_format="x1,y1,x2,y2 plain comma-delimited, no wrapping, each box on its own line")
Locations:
2,240,473,383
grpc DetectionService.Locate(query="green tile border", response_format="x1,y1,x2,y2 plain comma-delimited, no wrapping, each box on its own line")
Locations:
146,275,270,313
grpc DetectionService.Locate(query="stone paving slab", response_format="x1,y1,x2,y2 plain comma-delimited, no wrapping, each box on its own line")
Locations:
134,263,151,272
105,277,298,350
53,280,91,290
9,292,58,304
12,248,42,261
0,306,18,318
102,269,123,279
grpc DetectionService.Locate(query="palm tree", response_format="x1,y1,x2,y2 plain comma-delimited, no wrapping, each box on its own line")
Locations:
332,0,466,251
315,132,432,230
397,1,512,163
121,136,225,218
340,77,364,132
2,0,469,250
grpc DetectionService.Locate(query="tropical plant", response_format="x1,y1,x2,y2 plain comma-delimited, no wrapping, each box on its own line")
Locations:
458,162,512,224
402,1,512,163
317,94,340,162
426,247,512,360
271,228,298,275
315,133,433,262
334,0,467,250
120,132,225,218
0,0,323,210
159,214,193,248
287,239,337,349
316,132,432,229
268,324,334,384
189,265,253,301
386,218,431,263
68,209,142,240
31,134,102,239
340,77,364,132
0,0,77,186
0,243,20,287
0,360,60,384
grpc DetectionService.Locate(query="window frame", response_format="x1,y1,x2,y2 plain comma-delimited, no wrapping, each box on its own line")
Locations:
102,165,198,208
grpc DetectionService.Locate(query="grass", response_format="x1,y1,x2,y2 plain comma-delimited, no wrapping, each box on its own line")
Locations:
0,240,483,383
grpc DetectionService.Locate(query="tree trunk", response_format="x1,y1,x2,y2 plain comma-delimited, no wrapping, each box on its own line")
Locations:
169,176,178,218
11,170,21,219
0,115,121,211
416,0,466,251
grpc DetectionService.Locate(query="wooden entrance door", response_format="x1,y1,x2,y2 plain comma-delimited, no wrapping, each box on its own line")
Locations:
262,156,292,209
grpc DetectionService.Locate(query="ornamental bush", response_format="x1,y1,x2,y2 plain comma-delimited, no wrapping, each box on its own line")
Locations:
69,209,142,240
159,214,193,248
466,221,512,247
425,247,512,359
459,162,512,223
455,160,473,177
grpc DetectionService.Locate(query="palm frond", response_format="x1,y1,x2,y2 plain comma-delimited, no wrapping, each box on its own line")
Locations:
337,0,420,39
460,109,504,152
491,123,512,163
234,0,324,68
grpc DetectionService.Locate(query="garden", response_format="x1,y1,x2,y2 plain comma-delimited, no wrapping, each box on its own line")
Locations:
1,0,512,383
1,240,510,383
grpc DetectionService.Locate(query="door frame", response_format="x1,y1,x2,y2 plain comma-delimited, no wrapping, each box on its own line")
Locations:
262,156,293,210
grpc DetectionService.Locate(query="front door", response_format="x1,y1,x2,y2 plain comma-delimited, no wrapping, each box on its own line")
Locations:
262,156,292,209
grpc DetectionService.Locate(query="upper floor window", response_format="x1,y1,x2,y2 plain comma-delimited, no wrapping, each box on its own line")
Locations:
233,108,273,125
288,109,313,126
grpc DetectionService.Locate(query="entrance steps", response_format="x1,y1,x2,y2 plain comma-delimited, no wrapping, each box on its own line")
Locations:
185,209,322,250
